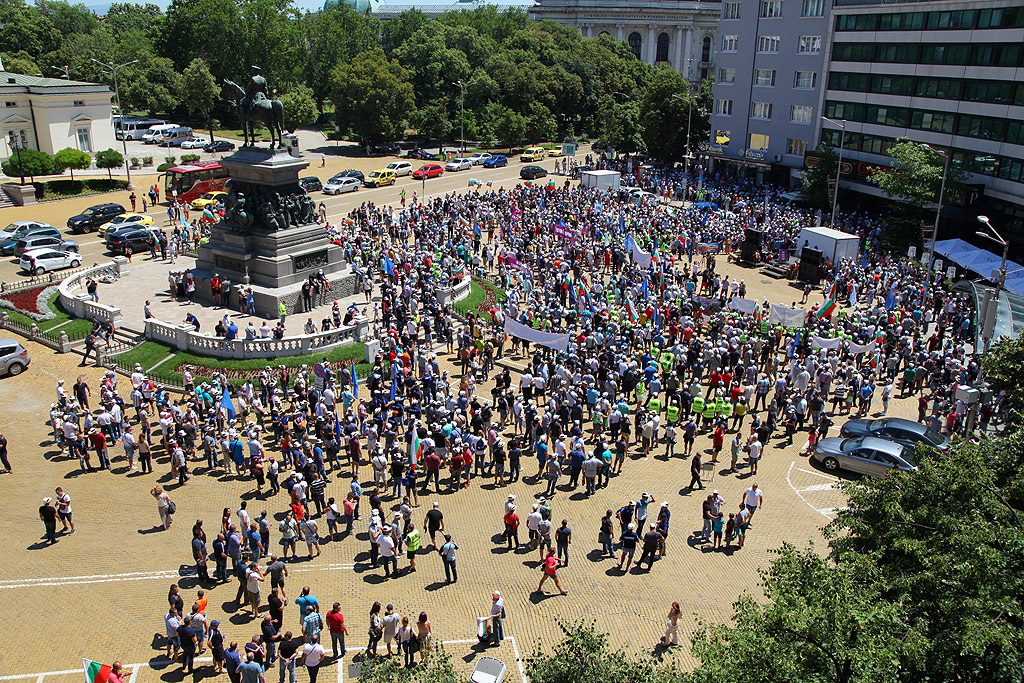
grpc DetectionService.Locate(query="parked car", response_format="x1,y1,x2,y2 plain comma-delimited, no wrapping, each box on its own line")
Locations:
468,152,492,165
0,221,51,241
323,177,360,195
406,148,438,160
840,417,950,451
299,177,323,192
546,148,563,157
107,228,156,255
0,225,59,254
445,158,472,172
191,191,228,211
385,161,414,176
179,136,210,149
13,235,78,257
812,436,917,478
520,146,546,162
0,337,30,376
483,155,508,169
67,203,126,233
19,247,81,275
363,169,397,187
412,164,444,180
98,213,154,236
332,169,365,182
203,140,236,153
520,165,548,180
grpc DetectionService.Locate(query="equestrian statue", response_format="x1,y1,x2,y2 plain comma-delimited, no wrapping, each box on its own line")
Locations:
221,66,286,149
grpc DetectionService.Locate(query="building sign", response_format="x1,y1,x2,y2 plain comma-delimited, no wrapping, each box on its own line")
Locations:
294,250,329,272
700,142,727,156
742,148,767,162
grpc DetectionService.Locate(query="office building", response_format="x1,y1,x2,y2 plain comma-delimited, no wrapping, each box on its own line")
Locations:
817,0,1024,245
707,0,832,184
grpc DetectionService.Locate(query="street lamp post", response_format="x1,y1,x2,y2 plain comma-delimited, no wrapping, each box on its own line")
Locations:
921,143,949,282
964,215,1008,436
452,80,465,156
92,58,138,190
821,116,846,228
10,138,24,184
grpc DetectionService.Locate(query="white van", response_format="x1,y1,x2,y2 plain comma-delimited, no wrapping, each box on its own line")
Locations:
141,124,178,144
155,126,194,147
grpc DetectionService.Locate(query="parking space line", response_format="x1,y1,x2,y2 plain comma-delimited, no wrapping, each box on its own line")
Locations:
795,467,838,480
795,482,840,492
787,461,840,520
0,563,356,590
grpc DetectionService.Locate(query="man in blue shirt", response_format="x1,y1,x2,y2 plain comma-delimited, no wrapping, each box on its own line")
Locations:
295,587,318,628
225,641,243,683
237,650,264,683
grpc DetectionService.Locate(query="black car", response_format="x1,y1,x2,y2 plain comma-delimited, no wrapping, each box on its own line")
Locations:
107,228,155,255
332,169,365,182
203,140,236,153
67,203,126,233
406,148,438,160
840,417,951,451
299,177,323,192
520,165,548,180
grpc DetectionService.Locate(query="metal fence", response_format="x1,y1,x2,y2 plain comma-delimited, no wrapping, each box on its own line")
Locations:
0,263,95,294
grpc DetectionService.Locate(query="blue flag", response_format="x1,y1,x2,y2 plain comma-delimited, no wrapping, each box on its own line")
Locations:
351,365,359,399
473,223,482,237
389,375,397,401
652,303,660,329
640,277,649,301
220,388,235,420
384,255,396,278
885,281,897,310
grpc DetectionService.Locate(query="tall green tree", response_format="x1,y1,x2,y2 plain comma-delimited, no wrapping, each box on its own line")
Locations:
330,48,414,143
279,83,318,130
2,50,40,75
120,53,180,115
181,58,219,138
94,148,124,179
597,98,644,154
638,67,690,161
872,138,958,210
0,0,61,59
801,141,840,210
409,104,451,152
983,335,1024,410
494,108,527,152
1,148,54,180
52,147,91,181
300,4,378,109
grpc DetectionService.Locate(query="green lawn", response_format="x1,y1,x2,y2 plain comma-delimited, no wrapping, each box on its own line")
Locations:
115,340,372,386
455,277,507,316
4,290,94,337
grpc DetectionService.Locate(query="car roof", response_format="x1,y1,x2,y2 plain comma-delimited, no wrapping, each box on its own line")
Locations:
859,437,906,456
873,417,926,434
22,247,66,257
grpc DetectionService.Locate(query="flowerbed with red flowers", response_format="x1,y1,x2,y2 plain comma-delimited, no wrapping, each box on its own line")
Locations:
0,284,59,321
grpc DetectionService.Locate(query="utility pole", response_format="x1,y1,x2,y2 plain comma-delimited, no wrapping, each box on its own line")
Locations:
92,58,138,189
452,80,465,156
821,116,846,228
921,143,949,281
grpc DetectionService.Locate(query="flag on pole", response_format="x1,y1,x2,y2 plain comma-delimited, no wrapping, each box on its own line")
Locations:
626,297,639,323
486,181,492,187
203,207,216,222
849,281,858,308
885,281,897,310
351,365,359,399
220,388,235,421
83,659,112,683
451,263,465,280
458,216,470,227
389,375,397,401
652,304,661,329
473,223,482,237
640,277,649,301
468,179,481,187
816,296,837,319
583,288,597,314
409,432,422,466
384,255,396,278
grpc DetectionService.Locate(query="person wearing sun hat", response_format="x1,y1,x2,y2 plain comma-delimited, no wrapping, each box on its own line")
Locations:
39,497,58,544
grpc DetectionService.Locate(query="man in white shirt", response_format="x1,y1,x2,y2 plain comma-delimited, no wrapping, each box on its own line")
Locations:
526,504,543,549
747,438,762,475
743,483,763,517
376,529,397,578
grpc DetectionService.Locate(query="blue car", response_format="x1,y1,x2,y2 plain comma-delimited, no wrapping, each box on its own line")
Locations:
483,155,508,168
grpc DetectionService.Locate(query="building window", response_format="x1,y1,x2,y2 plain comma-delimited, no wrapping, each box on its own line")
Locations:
76,127,92,153
715,99,734,116
757,36,781,53
802,0,824,17
719,68,736,84
798,36,822,54
4,101,16,108
8,130,27,148
760,1,783,19
755,69,776,86
722,35,739,52
73,100,85,107
791,105,813,123
752,102,773,119
787,138,809,156
749,133,770,150
627,32,643,60
724,2,741,19
656,33,670,62
794,71,817,89
701,36,712,62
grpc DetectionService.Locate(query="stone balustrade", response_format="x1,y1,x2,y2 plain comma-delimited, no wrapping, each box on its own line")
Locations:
58,259,125,327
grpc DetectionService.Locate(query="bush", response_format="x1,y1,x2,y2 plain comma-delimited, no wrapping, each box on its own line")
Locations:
180,154,200,164
1,148,54,179
33,178,128,200
164,156,176,165
130,157,139,167
156,163,175,172
142,156,153,166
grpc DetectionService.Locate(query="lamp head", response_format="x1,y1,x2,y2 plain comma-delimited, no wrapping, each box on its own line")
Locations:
978,215,990,226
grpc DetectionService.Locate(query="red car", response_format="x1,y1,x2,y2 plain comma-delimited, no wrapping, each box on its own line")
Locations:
412,164,444,179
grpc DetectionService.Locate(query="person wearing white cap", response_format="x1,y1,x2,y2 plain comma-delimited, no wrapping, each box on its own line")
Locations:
39,497,58,544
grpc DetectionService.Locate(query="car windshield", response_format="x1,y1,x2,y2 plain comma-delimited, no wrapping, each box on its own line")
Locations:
840,438,864,453
2,224,20,232
923,428,945,446
80,209,96,216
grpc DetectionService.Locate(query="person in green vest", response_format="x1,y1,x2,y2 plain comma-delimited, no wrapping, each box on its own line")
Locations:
691,394,706,420
666,402,680,425
719,399,733,423
701,400,716,430
278,301,287,324
404,522,421,573
648,397,662,415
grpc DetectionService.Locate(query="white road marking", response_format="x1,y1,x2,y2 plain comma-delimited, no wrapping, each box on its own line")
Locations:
0,563,356,590
787,461,842,520
795,482,840,492
795,467,838,480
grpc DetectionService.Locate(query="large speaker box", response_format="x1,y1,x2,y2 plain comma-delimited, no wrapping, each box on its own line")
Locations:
798,248,822,285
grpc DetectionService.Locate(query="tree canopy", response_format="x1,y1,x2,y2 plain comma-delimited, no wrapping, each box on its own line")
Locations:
52,146,91,181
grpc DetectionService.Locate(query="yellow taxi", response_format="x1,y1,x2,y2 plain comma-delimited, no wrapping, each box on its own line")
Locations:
520,146,546,162
364,169,397,187
191,191,228,210
546,147,563,158
97,213,155,236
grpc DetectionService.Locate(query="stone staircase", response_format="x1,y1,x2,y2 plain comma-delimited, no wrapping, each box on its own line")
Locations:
0,186,17,209
760,261,792,279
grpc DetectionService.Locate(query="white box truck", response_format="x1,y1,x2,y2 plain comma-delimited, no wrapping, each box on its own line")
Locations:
581,170,621,192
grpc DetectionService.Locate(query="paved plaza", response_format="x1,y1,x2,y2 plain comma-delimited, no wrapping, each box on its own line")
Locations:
0,255,924,683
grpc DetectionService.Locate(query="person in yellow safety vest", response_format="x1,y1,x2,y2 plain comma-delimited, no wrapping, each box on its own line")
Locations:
691,395,706,419
701,400,716,428
648,397,662,415
714,396,726,417
719,400,733,421
660,352,673,374
666,403,680,424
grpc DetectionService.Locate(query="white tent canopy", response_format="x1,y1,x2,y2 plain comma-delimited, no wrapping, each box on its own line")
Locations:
934,238,1024,295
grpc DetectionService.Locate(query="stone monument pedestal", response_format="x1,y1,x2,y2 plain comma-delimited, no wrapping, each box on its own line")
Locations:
193,147,351,318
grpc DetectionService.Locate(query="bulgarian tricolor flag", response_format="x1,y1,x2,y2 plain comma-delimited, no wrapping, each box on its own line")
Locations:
84,659,112,683
626,297,640,323
816,296,837,319
458,216,470,227
468,179,481,187
451,263,465,280
409,432,423,466
203,207,216,222
486,181,493,187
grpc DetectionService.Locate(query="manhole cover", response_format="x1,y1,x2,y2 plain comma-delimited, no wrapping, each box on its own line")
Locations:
761,279,773,284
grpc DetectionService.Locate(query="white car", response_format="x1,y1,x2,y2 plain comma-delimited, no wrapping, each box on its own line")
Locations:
19,248,81,275
179,137,210,149
0,221,51,241
323,177,361,195
445,158,472,172
385,161,413,177
468,153,492,166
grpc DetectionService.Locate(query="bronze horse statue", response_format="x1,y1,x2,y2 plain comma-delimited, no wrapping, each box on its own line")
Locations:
221,79,286,149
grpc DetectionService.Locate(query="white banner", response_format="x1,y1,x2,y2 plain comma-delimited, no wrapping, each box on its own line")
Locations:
849,340,877,355
503,317,570,352
769,304,806,328
812,336,843,349
628,236,653,268
728,297,758,314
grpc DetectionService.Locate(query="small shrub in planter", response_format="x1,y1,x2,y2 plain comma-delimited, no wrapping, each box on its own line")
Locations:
143,156,153,166
157,163,175,172
130,157,140,167
180,154,200,164
164,156,176,165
